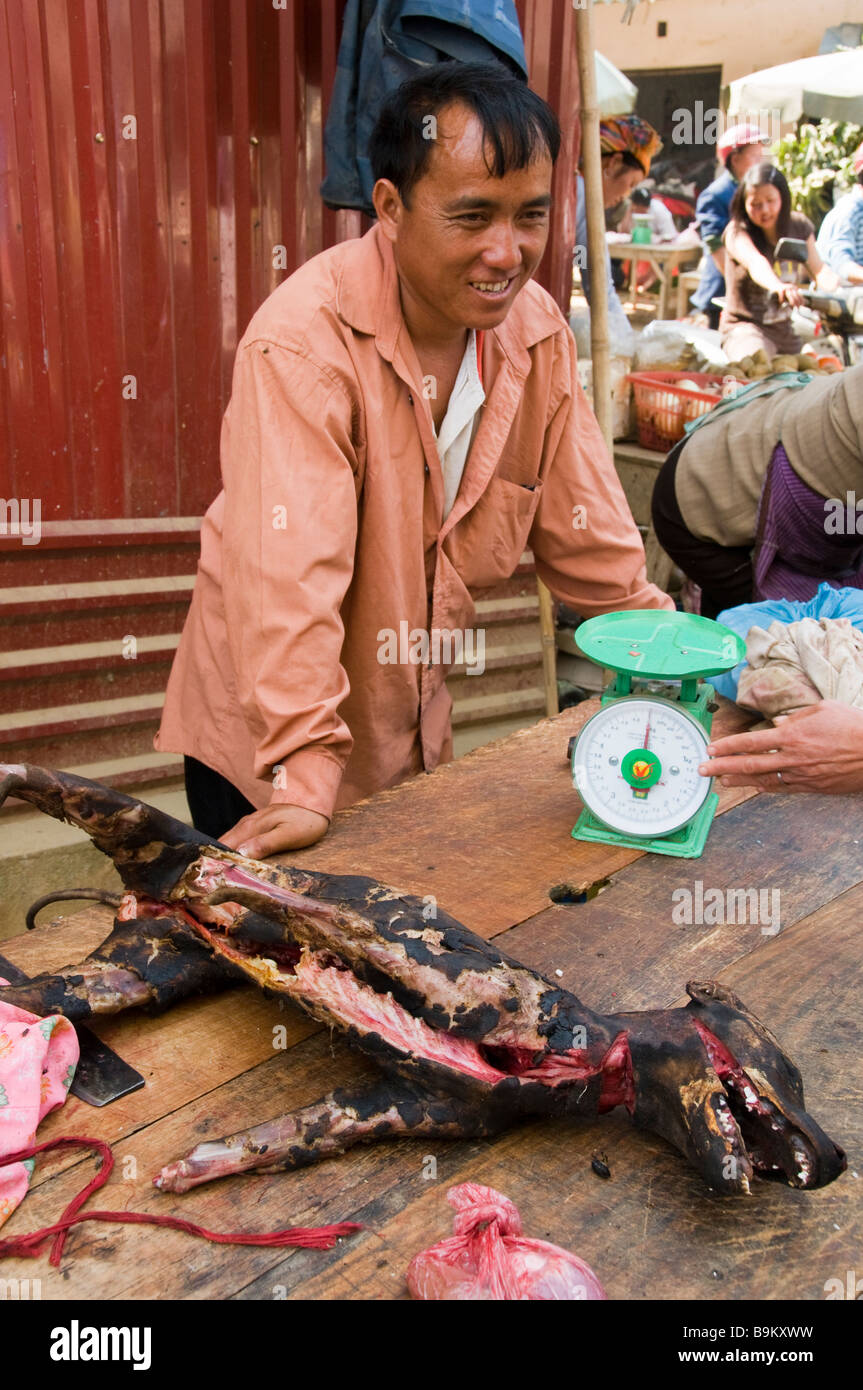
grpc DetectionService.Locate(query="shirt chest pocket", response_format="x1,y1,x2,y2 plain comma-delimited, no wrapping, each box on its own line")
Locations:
449,475,544,586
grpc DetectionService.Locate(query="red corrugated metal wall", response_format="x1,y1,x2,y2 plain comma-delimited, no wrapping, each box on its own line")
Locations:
1,0,577,520
517,0,580,314
0,0,578,787
0,0,357,518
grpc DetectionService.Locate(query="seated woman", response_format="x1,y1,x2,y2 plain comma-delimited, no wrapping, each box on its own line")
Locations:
720,163,839,360
619,183,678,290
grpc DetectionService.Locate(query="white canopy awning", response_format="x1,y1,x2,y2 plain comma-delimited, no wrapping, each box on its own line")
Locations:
595,49,638,116
726,49,863,124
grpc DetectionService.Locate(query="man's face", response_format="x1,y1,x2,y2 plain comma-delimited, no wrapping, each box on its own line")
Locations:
373,103,553,336
729,143,766,181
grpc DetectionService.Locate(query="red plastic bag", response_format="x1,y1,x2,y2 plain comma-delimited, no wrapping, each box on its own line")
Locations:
406,1184,606,1301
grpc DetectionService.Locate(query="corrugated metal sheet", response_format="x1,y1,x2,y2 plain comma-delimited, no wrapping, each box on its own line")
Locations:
0,0,354,519
0,0,579,787
516,0,580,312
1,1,577,522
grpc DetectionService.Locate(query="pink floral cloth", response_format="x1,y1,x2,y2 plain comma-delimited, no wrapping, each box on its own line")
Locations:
0,976,79,1228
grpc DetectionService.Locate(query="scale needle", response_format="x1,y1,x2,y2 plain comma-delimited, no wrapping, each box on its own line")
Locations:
642,717,651,750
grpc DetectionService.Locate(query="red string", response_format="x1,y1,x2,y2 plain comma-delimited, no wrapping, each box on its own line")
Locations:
0,1136,361,1267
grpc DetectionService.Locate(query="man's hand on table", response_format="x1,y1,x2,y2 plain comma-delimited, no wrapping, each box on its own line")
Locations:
699,700,863,795
220,804,329,858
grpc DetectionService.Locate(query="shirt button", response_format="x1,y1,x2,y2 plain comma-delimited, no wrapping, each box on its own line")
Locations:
424,463,430,475
408,392,414,405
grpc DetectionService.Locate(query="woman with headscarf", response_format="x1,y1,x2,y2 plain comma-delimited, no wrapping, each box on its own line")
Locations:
575,114,663,328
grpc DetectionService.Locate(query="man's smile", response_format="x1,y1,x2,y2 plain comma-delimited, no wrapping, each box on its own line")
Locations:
469,275,518,299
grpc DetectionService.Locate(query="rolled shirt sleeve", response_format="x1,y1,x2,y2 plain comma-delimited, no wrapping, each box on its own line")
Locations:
220,340,361,819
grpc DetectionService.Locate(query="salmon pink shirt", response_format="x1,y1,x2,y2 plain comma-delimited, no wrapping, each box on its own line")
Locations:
156,225,671,819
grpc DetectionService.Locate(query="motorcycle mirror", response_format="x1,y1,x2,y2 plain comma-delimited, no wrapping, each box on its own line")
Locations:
774,237,809,265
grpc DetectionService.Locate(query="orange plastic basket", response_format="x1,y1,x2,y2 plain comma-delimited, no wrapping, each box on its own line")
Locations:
626,370,726,452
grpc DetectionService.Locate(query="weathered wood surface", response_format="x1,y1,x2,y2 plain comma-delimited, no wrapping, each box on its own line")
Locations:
286,892,861,1304
0,700,859,1301
500,789,863,1014
290,698,758,937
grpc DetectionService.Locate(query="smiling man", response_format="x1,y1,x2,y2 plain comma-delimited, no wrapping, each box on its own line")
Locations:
156,61,673,857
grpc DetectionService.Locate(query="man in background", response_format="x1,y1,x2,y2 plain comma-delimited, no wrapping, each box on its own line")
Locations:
690,123,771,327
817,141,863,285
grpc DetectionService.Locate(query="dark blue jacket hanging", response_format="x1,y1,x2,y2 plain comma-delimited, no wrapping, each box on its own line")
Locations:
321,0,527,215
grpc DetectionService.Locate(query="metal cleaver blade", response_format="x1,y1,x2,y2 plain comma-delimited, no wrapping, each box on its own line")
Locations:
0,950,145,1106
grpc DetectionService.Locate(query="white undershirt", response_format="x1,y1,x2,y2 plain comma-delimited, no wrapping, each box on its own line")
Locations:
432,329,486,520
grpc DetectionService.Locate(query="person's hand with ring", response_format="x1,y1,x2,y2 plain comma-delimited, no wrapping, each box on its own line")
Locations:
698,700,863,795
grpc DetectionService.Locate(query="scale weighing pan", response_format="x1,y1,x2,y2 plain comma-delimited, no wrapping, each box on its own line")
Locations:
574,609,743,683
569,611,746,859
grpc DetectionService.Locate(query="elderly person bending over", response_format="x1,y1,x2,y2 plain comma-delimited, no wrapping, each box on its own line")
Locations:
651,363,863,618
649,362,863,796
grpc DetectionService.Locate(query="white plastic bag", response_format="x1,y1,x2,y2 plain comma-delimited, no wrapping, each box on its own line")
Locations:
634,319,728,372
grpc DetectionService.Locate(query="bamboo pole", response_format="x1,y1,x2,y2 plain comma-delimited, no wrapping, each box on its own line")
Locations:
537,575,559,717
574,0,613,455
537,0,613,721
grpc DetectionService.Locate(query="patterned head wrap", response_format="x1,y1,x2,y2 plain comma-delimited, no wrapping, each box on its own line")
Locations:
598,115,662,177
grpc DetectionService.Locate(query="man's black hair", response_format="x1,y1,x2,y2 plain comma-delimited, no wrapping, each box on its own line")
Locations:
613,150,646,174
368,60,561,206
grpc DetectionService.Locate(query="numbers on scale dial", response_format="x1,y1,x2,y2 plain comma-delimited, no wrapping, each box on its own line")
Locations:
574,698,710,837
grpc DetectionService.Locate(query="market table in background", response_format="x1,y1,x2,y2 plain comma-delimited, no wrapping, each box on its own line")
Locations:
608,241,703,321
0,698,859,1301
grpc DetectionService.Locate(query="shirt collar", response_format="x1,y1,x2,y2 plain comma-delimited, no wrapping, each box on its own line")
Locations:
435,329,486,453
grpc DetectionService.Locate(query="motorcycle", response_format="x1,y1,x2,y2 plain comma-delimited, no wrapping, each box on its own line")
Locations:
775,236,863,367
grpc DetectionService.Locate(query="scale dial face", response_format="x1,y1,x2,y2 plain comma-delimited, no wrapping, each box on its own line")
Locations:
572,696,711,839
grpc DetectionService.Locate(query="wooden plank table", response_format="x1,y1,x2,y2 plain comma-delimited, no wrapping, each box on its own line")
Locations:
1,698,860,1301
608,240,702,321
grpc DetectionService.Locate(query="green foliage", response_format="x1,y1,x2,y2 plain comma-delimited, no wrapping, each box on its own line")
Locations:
771,120,863,232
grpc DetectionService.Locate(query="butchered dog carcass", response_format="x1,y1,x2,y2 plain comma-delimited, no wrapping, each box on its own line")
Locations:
0,763,846,1197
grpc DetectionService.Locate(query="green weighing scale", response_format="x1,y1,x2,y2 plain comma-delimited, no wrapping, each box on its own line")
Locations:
569,610,746,859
